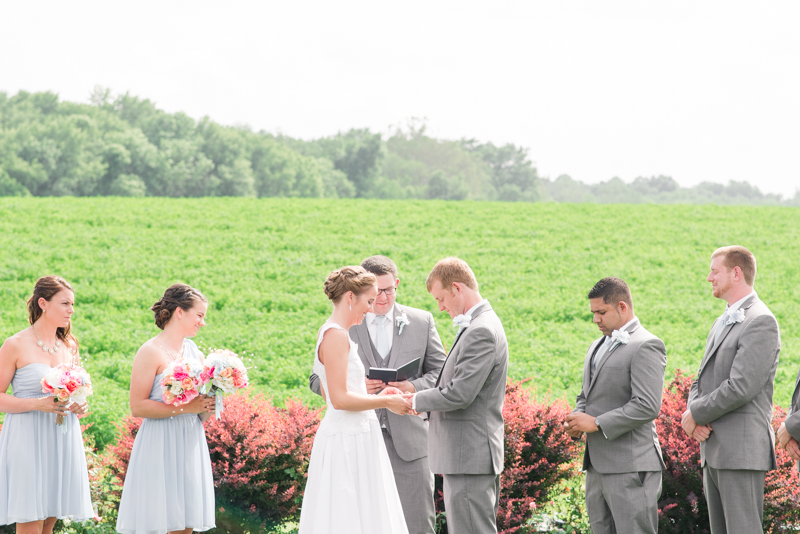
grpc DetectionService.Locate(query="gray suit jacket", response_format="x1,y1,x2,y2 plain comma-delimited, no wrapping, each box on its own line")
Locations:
573,319,667,474
688,294,781,471
414,301,509,475
309,303,447,461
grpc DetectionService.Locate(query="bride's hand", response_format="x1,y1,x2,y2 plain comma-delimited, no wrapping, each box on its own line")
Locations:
383,394,413,416
378,386,403,396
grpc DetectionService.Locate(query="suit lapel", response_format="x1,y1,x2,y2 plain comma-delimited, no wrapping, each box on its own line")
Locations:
435,302,491,387
586,320,641,396
697,295,759,378
354,321,379,368
584,338,603,395
386,305,405,369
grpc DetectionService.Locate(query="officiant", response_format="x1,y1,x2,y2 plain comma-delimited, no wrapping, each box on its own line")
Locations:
310,255,446,534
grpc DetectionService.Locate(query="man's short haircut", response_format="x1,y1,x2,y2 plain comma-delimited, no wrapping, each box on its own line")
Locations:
426,257,479,292
587,277,633,309
361,255,398,279
711,245,757,286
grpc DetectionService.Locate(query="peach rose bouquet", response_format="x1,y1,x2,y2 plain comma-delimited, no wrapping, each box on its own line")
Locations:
41,363,93,431
160,358,205,407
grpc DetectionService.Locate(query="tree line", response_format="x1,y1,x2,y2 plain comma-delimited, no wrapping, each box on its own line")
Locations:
1,89,797,206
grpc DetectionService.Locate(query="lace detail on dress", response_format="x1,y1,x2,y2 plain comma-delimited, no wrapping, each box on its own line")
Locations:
313,322,376,436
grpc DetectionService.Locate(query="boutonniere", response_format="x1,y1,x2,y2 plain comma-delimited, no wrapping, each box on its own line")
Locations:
396,313,410,335
609,329,631,352
453,314,472,329
725,308,746,326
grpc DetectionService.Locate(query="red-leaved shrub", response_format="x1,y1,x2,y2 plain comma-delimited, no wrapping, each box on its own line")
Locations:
204,393,322,522
657,370,800,533
104,414,143,498
434,380,582,534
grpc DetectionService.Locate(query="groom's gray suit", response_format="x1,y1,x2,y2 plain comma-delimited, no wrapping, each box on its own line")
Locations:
573,318,666,534
414,301,508,534
688,293,781,534
309,303,446,534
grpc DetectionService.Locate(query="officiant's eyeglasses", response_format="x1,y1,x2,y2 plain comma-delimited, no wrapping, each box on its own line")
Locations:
377,286,397,296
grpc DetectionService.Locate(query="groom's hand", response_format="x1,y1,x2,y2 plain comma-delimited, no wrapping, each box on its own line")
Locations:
388,380,416,394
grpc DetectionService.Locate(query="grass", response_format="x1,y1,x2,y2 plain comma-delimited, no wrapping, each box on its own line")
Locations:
1,198,798,448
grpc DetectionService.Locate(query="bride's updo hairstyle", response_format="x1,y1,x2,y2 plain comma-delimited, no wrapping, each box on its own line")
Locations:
324,266,377,303
27,275,78,350
151,283,207,330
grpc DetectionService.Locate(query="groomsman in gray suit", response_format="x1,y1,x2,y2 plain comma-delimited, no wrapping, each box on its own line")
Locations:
682,246,781,534
309,255,446,534
412,257,509,534
565,277,667,534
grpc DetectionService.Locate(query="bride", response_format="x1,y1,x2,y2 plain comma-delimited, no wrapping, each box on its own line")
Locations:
298,266,411,533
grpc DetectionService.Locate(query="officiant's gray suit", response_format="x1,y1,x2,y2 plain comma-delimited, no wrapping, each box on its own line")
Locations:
414,301,508,534
309,303,446,534
573,319,666,534
688,294,781,534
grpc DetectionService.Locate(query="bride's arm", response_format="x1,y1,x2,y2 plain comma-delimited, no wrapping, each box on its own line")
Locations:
320,329,409,414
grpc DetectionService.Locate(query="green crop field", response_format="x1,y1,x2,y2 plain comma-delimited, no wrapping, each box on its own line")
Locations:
1,197,799,449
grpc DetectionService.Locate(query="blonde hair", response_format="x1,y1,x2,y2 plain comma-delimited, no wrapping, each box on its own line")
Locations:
426,257,478,292
324,266,377,303
711,246,757,286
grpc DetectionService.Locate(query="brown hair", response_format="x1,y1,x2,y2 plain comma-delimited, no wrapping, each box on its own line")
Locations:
712,246,757,286
27,275,78,350
151,284,208,329
587,277,633,309
324,266,377,303
361,255,398,278
426,257,479,292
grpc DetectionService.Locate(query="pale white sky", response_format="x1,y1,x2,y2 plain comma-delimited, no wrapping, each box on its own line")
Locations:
2,1,799,197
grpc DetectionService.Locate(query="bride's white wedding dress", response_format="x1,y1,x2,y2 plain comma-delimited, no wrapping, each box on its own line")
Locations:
298,322,409,534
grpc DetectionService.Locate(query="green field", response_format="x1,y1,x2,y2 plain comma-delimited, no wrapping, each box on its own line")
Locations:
1,198,799,448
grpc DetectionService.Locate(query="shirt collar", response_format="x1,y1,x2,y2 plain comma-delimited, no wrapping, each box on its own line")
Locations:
366,304,395,326
463,299,489,318
726,291,756,315
604,316,638,343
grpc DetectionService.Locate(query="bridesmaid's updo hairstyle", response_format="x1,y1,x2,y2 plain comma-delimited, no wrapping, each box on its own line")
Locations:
324,266,377,304
27,275,78,349
151,283,207,330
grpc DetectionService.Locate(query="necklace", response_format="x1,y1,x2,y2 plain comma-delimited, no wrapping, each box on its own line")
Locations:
32,324,61,355
159,342,184,361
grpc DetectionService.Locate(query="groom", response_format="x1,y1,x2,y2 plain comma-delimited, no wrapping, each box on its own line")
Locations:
309,255,446,534
412,257,509,534
682,246,781,534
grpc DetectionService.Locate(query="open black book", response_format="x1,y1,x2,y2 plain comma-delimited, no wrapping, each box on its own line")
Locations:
368,357,421,384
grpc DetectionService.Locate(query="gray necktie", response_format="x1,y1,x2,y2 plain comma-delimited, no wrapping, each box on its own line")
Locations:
592,337,611,371
373,315,390,362
714,311,729,344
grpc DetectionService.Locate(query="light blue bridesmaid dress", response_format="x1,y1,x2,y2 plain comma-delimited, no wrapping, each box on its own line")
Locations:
116,339,215,534
0,362,94,524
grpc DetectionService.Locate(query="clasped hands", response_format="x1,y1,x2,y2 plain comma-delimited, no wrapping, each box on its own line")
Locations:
367,378,417,416
563,413,598,438
681,410,713,442
40,397,89,416
776,423,800,460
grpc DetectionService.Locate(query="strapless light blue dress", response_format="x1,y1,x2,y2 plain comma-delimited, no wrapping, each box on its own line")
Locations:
116,340,215,534
0,362,94,524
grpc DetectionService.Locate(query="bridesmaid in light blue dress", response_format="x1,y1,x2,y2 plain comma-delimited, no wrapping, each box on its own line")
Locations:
116,284,216,534
0,276,94,534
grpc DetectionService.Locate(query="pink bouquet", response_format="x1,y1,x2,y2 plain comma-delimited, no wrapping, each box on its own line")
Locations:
41,363,93,429
202,349,249,418
160,358,206,407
